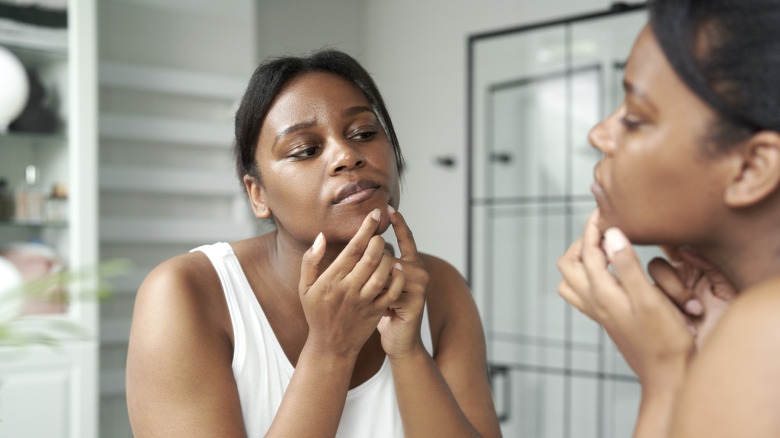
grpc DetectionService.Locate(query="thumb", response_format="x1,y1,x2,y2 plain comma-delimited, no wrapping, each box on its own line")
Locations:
299,232,326,296
603,227,649,301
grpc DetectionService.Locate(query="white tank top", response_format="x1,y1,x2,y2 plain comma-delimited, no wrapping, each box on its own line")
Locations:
192,242,434,437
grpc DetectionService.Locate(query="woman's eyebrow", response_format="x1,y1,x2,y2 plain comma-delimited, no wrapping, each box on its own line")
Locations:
274,120,316,146
623,79,659,113
342,105,374,117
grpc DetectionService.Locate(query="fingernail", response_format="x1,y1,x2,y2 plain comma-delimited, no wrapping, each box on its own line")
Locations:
313,232,324,250
387,204,396,214
394,263,403,271
684,299,703,316
371,208,381,221
604,227,626,255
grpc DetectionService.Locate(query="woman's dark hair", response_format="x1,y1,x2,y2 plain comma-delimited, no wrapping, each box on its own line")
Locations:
650,0,780,148
233,49,405,184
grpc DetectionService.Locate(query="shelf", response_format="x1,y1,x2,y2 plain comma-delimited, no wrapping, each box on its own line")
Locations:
99,165,239,195
0,131,67,145
99,113,232,148
100,217,253,244
0,219,68,228
99,61,245,100
0,19,68,55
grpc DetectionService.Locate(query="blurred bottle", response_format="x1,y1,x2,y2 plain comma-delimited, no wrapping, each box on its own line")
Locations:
46,182,68,223
15,164,46,223
0,178,14,220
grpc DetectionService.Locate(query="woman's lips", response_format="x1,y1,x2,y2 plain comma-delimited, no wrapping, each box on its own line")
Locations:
336,187,377,205
591,180,606,198
334,180,380,205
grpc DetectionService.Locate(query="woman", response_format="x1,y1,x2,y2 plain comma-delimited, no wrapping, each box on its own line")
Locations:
557,0,780,437
126,50,502,437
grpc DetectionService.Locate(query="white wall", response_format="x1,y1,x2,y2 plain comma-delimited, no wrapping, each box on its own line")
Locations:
256,0,617,273
362,0,619,273
256,0,366,60
98,1,256,436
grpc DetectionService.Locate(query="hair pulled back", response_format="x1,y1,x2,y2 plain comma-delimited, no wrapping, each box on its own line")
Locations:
650,0,780,148
233,49,405,184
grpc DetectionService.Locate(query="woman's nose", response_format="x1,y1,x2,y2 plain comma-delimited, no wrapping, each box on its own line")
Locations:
588,105,622,155
328,139,366,174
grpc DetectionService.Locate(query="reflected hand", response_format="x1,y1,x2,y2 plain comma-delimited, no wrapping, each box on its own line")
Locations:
651,246,736,348
557,209,693,388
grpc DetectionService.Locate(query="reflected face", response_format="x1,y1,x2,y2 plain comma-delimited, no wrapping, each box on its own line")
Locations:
250,71,400,245
588,25,733,245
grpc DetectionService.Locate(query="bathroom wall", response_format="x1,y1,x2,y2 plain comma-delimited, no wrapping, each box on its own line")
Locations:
97,1,256,436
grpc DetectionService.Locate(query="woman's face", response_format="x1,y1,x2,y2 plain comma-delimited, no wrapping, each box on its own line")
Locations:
249,71,400,246
589,25,735,246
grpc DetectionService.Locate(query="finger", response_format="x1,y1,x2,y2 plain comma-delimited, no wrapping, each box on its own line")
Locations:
647,257,694,311
658,245,683,264
330,208,382,270
559,237,583,265
344,235,387,287
557,279,589,317
676,248,717,271
557,246,590,294
360,253,395,300
580,209,608,269
299,232,326,296
677,248,737,300
374,263,405,309
600,227,653,303
579,220,631,311
387,205,420,262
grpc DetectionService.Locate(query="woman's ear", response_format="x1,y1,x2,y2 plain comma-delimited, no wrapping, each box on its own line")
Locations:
243,174,272,219
725,131,780,207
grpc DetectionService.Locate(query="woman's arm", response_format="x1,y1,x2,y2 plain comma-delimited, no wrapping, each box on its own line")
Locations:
126,254,248,438
557,209,693,438
379,207,502,438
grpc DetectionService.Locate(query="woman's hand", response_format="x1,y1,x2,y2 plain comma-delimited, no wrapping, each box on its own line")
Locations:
298,208,406,358
650,246,736,349
377,205,429,359
556,209,693,388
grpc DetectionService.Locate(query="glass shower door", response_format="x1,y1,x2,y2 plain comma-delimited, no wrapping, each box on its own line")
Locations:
468,5,652,437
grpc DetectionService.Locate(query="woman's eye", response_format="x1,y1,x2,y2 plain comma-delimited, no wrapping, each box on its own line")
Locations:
291,146,319,159
620,116,642,131
351,129,377,141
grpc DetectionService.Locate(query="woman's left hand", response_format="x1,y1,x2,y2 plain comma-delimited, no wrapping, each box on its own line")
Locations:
377,205,429,359
557,209,694,389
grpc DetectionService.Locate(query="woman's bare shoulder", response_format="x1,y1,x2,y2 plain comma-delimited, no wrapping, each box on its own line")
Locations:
137,251,220,307
418,253,481,342
714,275,780,334
419,253,472,305
133,249,229,340
672,275,780,437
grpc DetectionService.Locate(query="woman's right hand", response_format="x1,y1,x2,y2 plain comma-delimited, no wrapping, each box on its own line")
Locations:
557,209,693,389
298,208,406,358
649,246,737,349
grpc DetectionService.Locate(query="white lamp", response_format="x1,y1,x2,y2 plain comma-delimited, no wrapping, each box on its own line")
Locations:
0,45,30,134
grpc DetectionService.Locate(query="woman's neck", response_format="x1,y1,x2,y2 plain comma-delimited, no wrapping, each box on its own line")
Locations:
696,217,780,292
264,229,347,296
